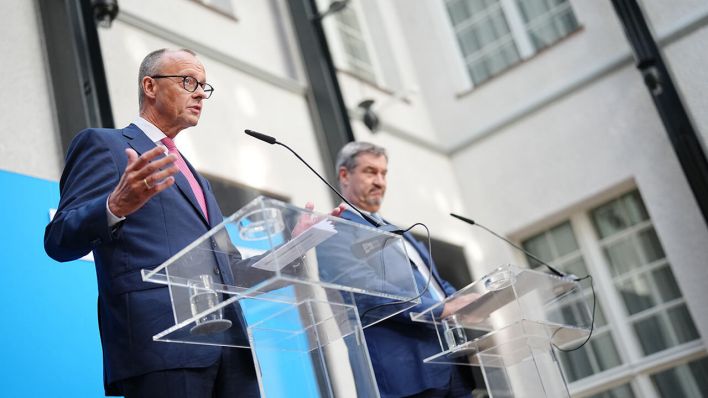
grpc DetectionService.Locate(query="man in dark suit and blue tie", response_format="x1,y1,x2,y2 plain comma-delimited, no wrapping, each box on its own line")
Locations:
44,48,261,398
334,142,474,398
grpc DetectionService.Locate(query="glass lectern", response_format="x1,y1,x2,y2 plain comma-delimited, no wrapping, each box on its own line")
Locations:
412,265,592,398
141,196,420,397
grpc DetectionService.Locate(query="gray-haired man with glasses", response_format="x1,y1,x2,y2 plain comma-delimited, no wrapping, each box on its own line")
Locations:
45,48,260,398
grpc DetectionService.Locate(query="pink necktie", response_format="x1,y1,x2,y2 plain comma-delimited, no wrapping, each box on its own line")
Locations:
161,137,209,219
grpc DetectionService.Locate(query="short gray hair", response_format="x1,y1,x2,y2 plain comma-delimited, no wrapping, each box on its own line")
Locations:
335,141,388,177
138,48,197,108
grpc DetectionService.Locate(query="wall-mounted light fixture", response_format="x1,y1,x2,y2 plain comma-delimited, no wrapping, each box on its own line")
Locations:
91,0,119,28
356,99,380,133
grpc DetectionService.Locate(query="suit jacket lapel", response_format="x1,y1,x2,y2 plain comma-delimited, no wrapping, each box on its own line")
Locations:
123,124,210,227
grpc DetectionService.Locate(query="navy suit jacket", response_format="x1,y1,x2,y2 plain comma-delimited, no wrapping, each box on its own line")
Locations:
335,210,461,397
44,125,239,394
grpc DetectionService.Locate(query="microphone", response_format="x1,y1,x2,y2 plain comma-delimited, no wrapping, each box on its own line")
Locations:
450,212,567,278
244,129,383,229
451,212,597,353
244,129,277,145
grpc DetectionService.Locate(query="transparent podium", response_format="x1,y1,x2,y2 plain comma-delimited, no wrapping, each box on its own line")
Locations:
412,265,592,398
141,196,420,397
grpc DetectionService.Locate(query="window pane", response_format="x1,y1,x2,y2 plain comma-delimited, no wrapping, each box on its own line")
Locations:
689,358,708,397
604,237,640,276
486,45,513,75
458,28,482,54
515,0,578,51
638,227,665,262
555,7,578,36
593,300,608,327
335,7,375,82
467,61,490,85
619,274,656,315
517,0,550,21
559,341,593,381
549,222,579,256
586,383,636,398
523,233,553,266
667,305,699,344
592,202,629,239
622,191,649,225
446,0,472,25
563,257,588,279
633,314,670,355
591,332,622,371
652,357,708,398
653,265,681,302
529,22,562,48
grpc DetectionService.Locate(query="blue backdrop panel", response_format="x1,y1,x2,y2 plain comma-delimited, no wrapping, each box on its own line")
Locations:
0,169,104,397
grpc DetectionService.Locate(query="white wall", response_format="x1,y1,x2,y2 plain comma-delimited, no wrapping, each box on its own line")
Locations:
116,0,299,81
0,0,63,180
98,2,335,210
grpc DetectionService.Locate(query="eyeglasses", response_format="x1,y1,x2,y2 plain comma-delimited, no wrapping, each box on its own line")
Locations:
150,75,214,99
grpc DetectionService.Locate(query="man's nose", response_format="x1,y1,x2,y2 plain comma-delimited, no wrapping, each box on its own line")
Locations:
193,85,207,99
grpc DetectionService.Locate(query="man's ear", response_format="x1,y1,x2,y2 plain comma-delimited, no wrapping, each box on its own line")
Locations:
142,76,157,101
338,166,349,187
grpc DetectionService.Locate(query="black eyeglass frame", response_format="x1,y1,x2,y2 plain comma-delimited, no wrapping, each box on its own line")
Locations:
150,75,214,98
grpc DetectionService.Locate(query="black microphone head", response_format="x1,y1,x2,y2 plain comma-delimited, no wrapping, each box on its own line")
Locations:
450,213,475,225
244,129,277,145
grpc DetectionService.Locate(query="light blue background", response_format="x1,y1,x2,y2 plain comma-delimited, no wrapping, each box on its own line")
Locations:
0,169,104,396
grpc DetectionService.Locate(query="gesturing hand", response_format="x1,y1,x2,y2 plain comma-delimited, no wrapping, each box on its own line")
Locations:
108,145,179,218
291,202,347,237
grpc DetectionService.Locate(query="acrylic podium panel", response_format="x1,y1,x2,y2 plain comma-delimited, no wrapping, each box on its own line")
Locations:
412,265,592,398
140,196,420,396
140,196,419,346
247,298,379,397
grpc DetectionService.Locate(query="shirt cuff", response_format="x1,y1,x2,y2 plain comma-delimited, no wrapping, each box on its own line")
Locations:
106,195,125,227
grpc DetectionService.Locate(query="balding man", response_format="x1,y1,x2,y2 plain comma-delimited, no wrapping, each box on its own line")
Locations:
45,49,259,398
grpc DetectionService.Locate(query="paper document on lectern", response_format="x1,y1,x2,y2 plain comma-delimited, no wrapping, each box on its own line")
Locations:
250,219,337,271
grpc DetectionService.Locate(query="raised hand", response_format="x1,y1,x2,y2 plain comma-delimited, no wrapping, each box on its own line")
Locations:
291,202,346,237
108,146,180,218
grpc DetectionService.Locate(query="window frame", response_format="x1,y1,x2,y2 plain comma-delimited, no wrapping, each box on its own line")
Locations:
444,0,581,88
516,189,706,397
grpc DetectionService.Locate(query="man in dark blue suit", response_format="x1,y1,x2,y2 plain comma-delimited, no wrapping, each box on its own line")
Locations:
334,142,474,398
44,49,258,398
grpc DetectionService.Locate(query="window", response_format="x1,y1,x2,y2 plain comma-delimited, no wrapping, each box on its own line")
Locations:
591,191,699,356
444,0,579,85
520,189,704,396
516,0,579,51
333,6,377,82
523,222,622,382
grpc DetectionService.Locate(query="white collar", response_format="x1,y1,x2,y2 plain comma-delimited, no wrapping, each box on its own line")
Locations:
133,116,168,143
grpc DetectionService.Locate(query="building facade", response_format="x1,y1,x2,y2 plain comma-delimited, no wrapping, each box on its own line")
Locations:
1,0,706,397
